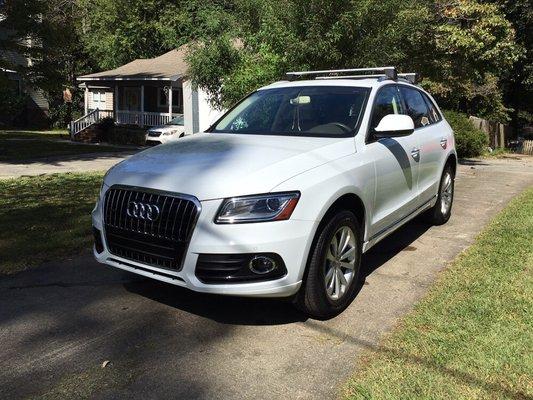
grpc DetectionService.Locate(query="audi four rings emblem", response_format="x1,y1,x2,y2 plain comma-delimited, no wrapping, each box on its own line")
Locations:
127,201,160,221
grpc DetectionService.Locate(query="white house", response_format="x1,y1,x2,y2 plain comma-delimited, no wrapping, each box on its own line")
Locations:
71,45,219,137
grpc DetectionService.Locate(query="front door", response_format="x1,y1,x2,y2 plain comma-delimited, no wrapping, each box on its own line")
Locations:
123,87,141,111
366,85,420,238
398,85,445,204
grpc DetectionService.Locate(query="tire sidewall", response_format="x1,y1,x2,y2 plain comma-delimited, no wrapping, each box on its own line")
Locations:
436,166,455,222
304,210,362,318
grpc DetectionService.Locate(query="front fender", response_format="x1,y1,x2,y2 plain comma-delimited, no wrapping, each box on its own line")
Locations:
272,154,375,242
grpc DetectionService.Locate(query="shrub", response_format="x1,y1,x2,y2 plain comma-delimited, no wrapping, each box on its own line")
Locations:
90,119,146,145
443,110,488,158
107,125,146,146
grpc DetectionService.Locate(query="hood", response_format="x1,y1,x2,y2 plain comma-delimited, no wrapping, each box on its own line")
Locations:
104,133,355,200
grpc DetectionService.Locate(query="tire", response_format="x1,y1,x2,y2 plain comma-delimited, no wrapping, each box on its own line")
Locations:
425,165,455,225
294,210,362,320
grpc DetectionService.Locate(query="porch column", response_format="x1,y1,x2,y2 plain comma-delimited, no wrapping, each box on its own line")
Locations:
140,84,145,127
168,84,173,121
114,85,118,121
84,85,89,115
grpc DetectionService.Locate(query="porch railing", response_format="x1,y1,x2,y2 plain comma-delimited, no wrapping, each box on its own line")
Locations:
116,111,176,127
69,109,100,138
70,110,178,139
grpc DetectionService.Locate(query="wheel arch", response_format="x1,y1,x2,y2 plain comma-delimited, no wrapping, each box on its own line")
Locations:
445,152,457,176
319,193,366,234
297,189,367,283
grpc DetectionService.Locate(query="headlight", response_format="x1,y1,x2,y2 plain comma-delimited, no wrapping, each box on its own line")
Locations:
215,192,300,224
163,129,179,136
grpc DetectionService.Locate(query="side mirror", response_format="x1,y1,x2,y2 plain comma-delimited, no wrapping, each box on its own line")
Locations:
373,114,414,138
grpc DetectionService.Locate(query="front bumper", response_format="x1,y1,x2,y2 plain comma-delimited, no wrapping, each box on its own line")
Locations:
146,132,181,146
92,195,316,297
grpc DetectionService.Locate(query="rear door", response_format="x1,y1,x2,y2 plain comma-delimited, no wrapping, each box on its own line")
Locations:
366,85,421,238
398,85,446,203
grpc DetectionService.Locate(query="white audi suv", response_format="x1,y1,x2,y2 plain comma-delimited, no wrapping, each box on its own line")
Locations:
92,67,456,319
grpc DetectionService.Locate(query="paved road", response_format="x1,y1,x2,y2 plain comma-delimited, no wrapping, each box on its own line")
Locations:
0,157,531,399
0,150,137,179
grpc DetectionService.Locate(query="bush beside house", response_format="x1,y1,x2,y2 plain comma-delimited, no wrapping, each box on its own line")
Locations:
74,118,146,146
444,110,488,158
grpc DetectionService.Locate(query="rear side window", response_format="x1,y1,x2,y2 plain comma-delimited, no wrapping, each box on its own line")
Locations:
422,93,442,123
399,87,431,129
370,85,403,130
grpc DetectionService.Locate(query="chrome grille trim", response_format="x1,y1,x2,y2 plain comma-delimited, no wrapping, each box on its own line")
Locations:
102,185,201,271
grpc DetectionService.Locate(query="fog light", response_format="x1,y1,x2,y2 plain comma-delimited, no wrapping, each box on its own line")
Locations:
249,256,277,275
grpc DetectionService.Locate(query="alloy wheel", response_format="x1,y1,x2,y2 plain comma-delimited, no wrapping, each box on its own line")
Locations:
324,226,356,300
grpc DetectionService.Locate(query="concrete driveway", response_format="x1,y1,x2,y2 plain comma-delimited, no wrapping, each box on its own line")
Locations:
0,156,531,399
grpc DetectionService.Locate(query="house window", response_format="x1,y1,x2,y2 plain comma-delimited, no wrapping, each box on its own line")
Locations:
93,90,107,109
157,88,182,111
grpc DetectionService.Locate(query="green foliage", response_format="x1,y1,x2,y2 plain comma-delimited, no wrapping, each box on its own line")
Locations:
77,0,237,70
419,1,522,122
188,0,428,109
444,110,488,158
3,0,527,125
186,0,522,122
1,0,96,128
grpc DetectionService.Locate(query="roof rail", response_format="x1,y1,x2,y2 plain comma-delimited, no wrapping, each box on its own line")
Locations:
397,73,418,84
285,67,419,84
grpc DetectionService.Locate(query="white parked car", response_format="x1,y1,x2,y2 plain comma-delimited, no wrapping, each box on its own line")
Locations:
146,115,186,145
93,67,456,319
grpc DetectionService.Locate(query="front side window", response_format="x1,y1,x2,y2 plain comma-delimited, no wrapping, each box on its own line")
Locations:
212,86,369,137
370,85,403,130
399,86,431,128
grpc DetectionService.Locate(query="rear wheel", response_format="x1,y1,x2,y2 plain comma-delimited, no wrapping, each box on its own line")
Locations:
425,165,454,225
294,210,362,320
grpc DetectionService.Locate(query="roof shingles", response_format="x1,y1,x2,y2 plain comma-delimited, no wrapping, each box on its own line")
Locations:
78,46,189,81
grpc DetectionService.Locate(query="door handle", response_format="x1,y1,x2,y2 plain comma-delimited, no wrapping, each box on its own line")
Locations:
440,138,447,149
411,147,420,159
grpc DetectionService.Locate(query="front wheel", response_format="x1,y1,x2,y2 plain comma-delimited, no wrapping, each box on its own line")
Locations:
425,165,455,225
294,210,362,320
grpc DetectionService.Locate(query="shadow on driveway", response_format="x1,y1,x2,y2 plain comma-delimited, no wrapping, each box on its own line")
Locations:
125,216,431,325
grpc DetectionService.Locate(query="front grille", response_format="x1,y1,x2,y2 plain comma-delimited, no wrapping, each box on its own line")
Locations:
148,131,162,137
103,187,200,271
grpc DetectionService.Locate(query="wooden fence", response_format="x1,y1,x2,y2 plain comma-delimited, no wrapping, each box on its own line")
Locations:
469,116,512,149
521,140,533,155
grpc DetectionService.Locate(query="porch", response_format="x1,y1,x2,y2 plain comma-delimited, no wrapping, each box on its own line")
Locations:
70,79,185,137
69,109,180,138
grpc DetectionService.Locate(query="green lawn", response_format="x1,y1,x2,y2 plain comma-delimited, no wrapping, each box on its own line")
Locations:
0,173,103,274
0,129,68,140
0,129,133,162
344,188,533,400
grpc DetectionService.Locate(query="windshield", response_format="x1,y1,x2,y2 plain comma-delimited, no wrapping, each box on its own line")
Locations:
211,86,369,137
167,115,184,125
